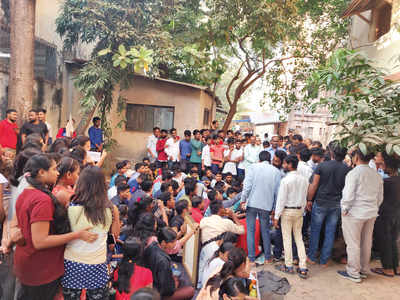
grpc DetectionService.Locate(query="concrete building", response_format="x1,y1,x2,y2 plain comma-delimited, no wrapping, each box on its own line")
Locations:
0,0,91,137
284,0,400,144
343,0,400,79
111,75,217,160
286,108,333,146
0,1,217,161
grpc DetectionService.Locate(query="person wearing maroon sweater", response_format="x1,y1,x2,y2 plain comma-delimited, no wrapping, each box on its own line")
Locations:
11,154,97,300
156,129,169,169
0,109,19,155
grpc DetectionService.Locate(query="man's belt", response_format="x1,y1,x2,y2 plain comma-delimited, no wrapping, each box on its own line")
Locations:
284,206,301,209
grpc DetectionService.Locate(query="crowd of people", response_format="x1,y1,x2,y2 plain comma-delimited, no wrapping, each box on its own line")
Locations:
0,109,398,300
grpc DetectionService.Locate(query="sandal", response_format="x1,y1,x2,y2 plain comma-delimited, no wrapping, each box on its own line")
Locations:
275,264,294,274
264,259,274,265
297,268,308,279
371,268,394,277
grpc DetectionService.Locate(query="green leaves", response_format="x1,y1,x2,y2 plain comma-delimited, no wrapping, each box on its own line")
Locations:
99,44,153,73
98,48,111,56
306,49,400,157
359,143,367,156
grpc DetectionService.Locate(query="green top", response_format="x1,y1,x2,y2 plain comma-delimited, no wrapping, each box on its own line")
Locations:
190,139,203,163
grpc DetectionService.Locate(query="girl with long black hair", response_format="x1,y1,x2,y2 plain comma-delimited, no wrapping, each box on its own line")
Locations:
113,237,153,300
62,165,120,300
201,242,235,288
128,196,155,228
13,154,97,300
198,247,250,299
219,277,248,300
135,214,194,300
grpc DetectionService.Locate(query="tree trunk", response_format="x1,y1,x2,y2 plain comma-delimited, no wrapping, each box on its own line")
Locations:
222,99,237,132
9,0,36,126
76,103,99,135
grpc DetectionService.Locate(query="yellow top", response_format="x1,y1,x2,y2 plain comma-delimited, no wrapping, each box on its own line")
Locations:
64,205,112,265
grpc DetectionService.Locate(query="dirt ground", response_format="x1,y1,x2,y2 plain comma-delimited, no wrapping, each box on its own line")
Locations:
257,259,400,300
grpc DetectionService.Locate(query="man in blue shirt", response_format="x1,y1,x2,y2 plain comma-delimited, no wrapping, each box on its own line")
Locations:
241,150,281,264
179,130,192,173
88,116,103,151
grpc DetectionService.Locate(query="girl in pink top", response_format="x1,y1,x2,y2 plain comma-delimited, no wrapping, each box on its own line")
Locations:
53,157,80,207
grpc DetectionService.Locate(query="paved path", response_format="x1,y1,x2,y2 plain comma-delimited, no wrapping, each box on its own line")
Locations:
257,260,400,300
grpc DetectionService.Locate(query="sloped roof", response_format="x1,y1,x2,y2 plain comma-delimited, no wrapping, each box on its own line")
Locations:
134,74,222,107
341,0,378,18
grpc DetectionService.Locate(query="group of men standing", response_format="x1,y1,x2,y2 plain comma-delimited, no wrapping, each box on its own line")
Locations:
0,109,105,158
242,139,388,282
0,108,50,157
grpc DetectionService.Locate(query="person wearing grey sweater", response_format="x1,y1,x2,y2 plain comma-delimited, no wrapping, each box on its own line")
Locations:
338,149,383,283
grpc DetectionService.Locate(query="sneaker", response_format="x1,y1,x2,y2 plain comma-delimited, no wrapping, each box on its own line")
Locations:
337,270,362,283
360,272,368,279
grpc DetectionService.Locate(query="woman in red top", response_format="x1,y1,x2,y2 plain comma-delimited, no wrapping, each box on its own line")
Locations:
14,154,97,300
53,156,80,207
114,237,153,300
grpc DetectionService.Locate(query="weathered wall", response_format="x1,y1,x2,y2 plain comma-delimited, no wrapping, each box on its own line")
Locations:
0,0,92,131
349,2,400,74
103,76,216,161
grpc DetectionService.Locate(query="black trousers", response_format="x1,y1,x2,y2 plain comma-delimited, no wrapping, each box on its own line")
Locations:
374,216,399,270
17,277,61,300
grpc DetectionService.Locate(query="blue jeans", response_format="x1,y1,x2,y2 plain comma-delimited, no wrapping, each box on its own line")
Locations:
246,207,271,262
308,202,340,264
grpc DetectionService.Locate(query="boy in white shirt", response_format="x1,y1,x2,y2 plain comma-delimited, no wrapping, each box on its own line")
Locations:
201,136,212,171
165,128,180,168
274,155,309,279
222,138,240,176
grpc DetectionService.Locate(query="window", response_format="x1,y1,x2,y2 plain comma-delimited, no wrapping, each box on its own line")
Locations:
34,41,57,82
126,104,174,132
373,2,392,40
306,127,314,138
0,28,57,82
203,108,210,126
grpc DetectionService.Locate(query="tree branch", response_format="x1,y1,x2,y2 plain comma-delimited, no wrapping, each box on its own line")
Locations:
226,62,245,106
242,55,297,91
233,69,257,102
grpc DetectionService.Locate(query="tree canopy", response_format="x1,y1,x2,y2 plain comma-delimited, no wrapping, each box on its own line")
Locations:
305,49,400,156
56,0,356,137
